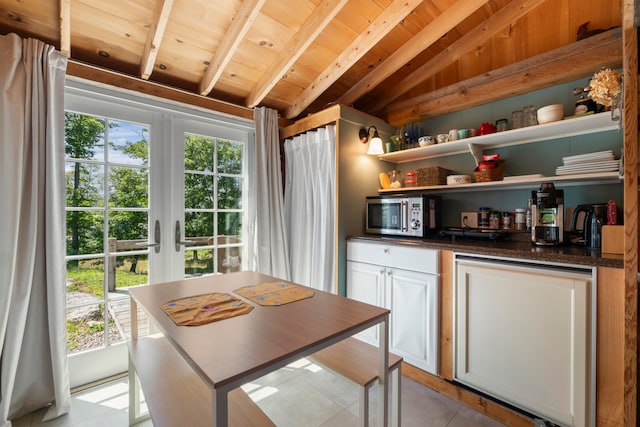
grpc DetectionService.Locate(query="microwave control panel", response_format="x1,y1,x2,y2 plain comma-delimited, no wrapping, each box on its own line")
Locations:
410,201,423,231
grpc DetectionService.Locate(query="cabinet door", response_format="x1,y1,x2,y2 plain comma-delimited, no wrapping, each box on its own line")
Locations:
455,259,592,427
346,260,384,345
388,268,438,375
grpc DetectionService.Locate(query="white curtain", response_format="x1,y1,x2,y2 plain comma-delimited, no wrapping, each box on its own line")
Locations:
251,107,291,280
284,125,336,293
0,34,70,426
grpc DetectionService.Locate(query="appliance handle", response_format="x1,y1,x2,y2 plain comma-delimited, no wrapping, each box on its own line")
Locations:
401,200,409,232
570,204,592,234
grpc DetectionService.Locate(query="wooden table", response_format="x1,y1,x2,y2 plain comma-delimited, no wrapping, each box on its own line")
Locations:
127,271,391,426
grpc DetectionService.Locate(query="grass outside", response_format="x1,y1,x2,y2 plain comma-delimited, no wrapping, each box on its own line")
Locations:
66,258,149,352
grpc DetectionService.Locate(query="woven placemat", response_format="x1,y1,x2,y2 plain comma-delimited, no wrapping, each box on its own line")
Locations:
161,292,253,326
234,281,314,306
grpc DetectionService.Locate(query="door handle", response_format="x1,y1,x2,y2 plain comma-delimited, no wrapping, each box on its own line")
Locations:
174,220,195,252
135,219,161,253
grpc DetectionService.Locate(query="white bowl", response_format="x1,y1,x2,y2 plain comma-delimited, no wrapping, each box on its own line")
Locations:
447,174,472,185
537,104,564,124
418,136,435,147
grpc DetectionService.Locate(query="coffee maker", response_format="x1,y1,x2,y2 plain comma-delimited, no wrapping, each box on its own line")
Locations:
531,183,565,245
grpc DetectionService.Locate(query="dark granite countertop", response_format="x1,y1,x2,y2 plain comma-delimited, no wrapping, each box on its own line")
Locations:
348,233,623,269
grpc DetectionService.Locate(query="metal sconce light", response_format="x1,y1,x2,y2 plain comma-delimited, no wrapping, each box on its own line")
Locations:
359,126,384,155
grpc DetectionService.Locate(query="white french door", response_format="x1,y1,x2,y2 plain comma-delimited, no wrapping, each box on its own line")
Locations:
64,81,252,387
166,119,249,283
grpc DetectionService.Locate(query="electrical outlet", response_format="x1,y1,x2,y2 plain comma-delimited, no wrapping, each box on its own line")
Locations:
461,212,478,228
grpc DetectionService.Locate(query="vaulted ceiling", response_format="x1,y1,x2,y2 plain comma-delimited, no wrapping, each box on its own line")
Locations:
0,0,623,125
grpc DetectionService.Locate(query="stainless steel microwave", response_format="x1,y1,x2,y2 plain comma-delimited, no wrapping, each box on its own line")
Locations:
366,195,441,237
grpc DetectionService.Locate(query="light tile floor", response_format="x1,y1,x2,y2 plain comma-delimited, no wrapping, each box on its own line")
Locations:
12,358,506,427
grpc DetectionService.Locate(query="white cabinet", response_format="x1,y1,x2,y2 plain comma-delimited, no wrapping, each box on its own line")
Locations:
346,260,384,345
454,255,594,427
347,241,439,374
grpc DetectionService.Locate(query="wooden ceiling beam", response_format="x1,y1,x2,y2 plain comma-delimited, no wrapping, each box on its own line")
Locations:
337,0,489,107
368,0,546,113
65,60,287,125
59,0,70,54
385,28,622,126
199,0,267,96
284,0,424,120
140,0,174,80
245,0,348,108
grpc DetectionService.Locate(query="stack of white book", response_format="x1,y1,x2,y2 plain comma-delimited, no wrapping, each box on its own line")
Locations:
555,150,619,175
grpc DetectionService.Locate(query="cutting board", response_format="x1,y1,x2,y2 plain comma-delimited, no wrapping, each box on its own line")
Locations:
602,225,623,254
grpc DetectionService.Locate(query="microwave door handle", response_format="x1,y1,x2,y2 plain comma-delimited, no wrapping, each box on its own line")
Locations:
401,200,409,232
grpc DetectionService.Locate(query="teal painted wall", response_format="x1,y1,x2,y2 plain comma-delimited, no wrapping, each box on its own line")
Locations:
383,75,624,226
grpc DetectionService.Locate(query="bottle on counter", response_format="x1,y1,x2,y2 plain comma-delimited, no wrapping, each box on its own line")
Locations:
479,207,491,228
502,211,513,229
490,212,501,229
526,198,533,231
515,208,527,231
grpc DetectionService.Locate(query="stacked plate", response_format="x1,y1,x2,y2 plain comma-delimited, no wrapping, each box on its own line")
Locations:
555,150,619,175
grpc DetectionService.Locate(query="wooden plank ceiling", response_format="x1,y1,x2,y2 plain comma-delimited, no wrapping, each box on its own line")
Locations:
0,0,623,125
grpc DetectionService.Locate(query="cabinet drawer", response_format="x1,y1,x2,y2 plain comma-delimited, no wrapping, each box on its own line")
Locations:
347,241,438,273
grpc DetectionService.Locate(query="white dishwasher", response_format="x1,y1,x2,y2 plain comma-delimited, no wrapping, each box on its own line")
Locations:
454,254,595,427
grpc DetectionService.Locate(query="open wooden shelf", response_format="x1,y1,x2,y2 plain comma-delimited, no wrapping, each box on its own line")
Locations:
378,171,622,194
378,113,620,164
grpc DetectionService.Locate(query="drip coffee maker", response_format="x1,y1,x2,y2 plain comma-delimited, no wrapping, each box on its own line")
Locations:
531,183,565,245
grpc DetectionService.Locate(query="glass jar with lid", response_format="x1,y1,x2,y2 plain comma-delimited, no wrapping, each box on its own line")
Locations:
404,171,417,187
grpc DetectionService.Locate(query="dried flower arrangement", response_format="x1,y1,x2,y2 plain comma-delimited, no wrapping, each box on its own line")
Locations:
588,68,622,108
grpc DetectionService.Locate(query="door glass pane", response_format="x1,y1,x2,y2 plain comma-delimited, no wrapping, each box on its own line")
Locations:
66,210,104,256
67,257,105,299
184,132,244,277
217,176,242,209
219,212,242,242
65,112,150,355
185,174,214,209
217,140,243,174
184,249,215,277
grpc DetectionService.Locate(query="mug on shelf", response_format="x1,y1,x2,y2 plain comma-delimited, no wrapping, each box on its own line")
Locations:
448,129,459,141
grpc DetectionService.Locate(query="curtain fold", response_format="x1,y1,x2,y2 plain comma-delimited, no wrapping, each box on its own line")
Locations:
251,107,291,280
0,33,70,426
284,126,336,293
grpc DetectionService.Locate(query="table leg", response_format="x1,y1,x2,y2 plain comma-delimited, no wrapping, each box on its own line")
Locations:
128,354,142,425
131,297,138,341
211,388,229,427
379,313,389,427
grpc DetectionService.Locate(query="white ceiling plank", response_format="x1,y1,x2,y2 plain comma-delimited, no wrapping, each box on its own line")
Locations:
140,0,175,80
284,0,424,119
245,0,349,108
199,0,267,96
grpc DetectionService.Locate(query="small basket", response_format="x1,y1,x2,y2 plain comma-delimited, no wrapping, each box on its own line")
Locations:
473,160,505,182
416,167,450,186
